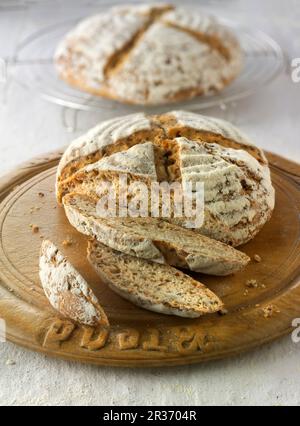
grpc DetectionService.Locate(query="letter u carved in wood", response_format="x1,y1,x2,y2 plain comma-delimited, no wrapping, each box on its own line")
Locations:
80,326,109,351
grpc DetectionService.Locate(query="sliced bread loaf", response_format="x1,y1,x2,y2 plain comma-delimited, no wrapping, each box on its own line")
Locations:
39,240,109,326
87,240,223,318
57,111,275,247
63,192,250,275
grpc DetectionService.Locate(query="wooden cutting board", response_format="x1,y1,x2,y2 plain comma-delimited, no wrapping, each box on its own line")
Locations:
0,150,300,367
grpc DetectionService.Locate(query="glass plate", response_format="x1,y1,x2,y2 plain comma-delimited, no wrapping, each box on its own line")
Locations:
13,12,285,114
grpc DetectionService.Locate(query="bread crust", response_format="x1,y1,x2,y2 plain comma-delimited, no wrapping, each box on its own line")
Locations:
39,240,109,326
88,240,223,318
63,193,250,275
56,111,275,247
55,4,242,105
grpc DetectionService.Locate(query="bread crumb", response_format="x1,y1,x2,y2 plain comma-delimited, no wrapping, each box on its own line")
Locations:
245,279,266,290
62,238,73,247
243,289,249,296
6,359,16,366
29,206,41,213
263,304,280,318
253,254,262,263
246,279,258,288
30,224,39,233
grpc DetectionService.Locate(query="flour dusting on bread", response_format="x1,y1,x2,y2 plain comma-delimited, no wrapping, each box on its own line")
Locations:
55,4,242,105
57,111,275,247
39,240,109,326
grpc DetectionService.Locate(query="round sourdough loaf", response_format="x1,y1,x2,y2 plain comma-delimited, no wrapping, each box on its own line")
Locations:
56,110,275,247
55,3,242,105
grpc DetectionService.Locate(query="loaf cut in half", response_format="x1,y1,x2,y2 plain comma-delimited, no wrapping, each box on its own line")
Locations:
39,240,109,326
57,111,275,247
55,3,242,105
87,240,223,318
63,192,250,275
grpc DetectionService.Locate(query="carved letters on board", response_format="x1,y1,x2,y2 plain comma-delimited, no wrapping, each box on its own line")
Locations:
42,318,216,354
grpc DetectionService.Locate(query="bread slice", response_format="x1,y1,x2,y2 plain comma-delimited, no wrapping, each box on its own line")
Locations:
87,240,223,318
63,193,250,275
39,240,109,326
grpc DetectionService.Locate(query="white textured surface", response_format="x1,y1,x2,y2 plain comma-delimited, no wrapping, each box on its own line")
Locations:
1,336,300,406
0,0,300,406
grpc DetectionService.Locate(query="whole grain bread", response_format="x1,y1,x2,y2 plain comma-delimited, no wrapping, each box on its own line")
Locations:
56,111,275,247
39,239,109,326
55,4,242,105
63,192,250,275
87,240,223,318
